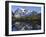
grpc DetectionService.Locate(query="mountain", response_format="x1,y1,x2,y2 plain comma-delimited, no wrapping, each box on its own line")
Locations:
14,8,32,17
13,8,40,18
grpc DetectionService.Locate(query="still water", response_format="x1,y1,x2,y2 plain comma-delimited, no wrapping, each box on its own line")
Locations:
12,22,41,31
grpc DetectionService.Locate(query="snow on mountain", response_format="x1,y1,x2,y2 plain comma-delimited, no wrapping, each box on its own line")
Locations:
20,8,25,12
25,10,32,15
14,8,32,17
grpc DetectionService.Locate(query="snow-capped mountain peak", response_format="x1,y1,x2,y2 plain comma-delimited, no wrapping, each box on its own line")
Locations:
14,8,32,17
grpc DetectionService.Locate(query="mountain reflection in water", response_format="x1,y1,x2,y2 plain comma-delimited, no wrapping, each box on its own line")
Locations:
12,21,41,31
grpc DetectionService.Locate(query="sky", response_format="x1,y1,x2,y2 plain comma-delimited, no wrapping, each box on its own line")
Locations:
11,5,41,13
